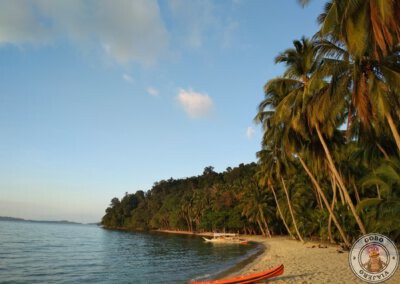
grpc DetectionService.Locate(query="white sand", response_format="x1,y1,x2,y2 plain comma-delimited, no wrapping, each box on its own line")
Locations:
230,236,400,284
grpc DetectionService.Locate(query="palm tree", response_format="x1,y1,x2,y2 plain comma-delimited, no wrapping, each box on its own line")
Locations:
314,38,400,152
261,37,367,234
241,181,272,238
257,155,295,239
256,118,305,242
320,1,400,58
305,87,367,235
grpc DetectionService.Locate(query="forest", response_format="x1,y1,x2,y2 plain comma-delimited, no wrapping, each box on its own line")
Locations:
101,164,279,236
103,0,400,246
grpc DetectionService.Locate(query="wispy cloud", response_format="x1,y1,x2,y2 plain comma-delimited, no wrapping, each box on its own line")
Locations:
177,89,214,118
166,0,241,51
146,87,159,97
0,0,168,66
122,73,134,83
222,21,239,49
246,126,255,139
167,0,221,49
0,0,240,65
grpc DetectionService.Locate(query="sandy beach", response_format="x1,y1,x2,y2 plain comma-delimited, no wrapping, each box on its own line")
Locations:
155,230,399,283
230,236,400,284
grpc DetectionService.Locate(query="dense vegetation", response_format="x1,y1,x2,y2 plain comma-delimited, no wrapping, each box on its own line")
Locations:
103,0,400,246
102,164,281,235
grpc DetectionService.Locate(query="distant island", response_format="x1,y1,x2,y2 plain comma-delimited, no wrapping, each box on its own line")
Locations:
0,216,91,225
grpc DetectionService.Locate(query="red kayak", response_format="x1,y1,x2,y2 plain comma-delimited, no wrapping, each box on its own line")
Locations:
190,264,284,284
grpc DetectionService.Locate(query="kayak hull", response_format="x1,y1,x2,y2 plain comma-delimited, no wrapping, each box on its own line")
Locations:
190,264,284,284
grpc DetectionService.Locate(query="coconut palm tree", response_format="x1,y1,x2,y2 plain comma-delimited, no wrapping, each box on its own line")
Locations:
259,37,367,234
257,150,295,239
317,0,400,59
314,39,400,152
256,124,304,242
241,182,272,238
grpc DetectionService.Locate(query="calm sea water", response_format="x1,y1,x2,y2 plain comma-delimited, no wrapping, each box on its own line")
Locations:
0,221,258,283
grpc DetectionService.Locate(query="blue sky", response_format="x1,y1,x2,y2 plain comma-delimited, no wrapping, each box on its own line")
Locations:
0,0,323,223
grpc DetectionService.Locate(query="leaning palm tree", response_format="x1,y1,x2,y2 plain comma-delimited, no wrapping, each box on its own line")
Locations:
262,37,367,234
303,77,367,235
287,126,352,247
257,150,295,239
257,128,304,242
256,74,353,244
257,106,351,246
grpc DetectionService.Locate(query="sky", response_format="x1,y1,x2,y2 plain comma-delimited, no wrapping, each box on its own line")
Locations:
0,0,323,223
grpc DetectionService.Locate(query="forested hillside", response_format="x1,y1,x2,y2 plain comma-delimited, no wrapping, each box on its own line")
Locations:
102,154,400,244
102,163,281,235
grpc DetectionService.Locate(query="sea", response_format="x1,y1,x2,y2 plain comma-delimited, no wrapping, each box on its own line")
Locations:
0,221,259,283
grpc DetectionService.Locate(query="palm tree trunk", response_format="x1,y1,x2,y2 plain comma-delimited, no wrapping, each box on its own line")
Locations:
386,112,400,152
298,155,351,248
376,143,389,160
338,180,345,205
351,180,361,204
184,215,191,232
376,185,381,199
257,218,266,236
259,207,272,238
315,124,367,235
328,175,337,243
308,179,323,210
317,188,323,211
280,177,304,243
269,183,295,239
264,219,272,238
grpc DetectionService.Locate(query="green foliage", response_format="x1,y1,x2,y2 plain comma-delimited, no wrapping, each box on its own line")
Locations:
102,164,271,235
255,0,400,245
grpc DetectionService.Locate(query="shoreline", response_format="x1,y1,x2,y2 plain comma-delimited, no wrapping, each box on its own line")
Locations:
154,230,400,283
226,236,400,283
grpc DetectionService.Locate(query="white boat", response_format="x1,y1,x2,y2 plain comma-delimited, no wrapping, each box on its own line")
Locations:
203,233,248,244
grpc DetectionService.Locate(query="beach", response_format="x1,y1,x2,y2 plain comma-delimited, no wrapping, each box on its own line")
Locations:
230,236,400,283
154,230,400,283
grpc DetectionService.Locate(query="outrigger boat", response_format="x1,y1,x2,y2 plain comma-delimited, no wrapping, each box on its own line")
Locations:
202,233,248,245
190,264,284,284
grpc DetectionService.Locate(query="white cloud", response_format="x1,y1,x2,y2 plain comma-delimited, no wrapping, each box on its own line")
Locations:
166,0,240,51
177,89,214,118
246,127,255,139
146,87,159,97
0,0,168,66
122,73,134,83
0,0,240,65
0,1,51,45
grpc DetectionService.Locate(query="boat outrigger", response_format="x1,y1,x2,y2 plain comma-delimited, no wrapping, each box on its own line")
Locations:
190,264,284,284
202,233,248,244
